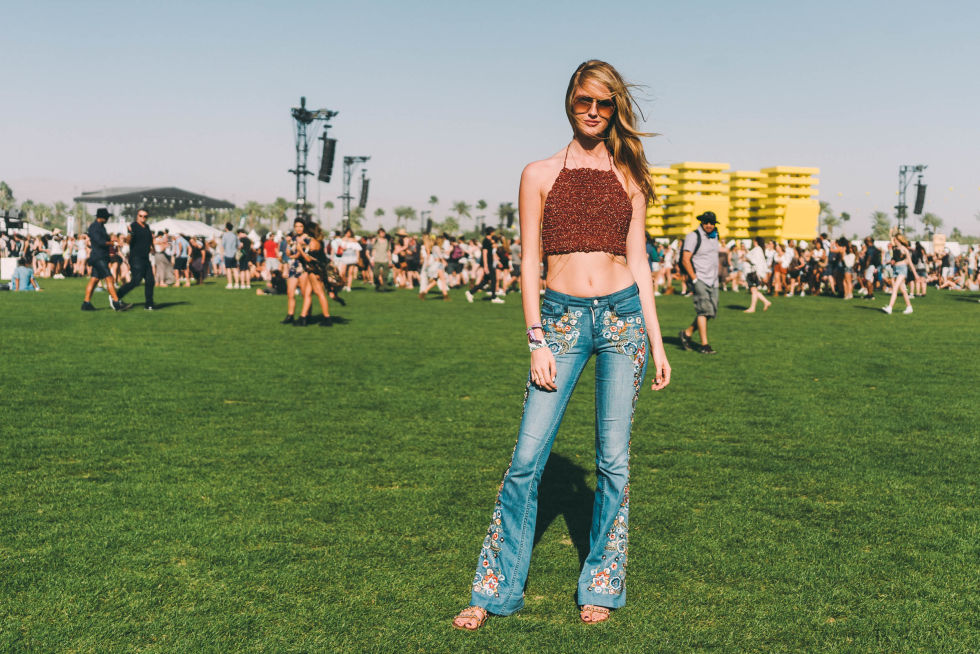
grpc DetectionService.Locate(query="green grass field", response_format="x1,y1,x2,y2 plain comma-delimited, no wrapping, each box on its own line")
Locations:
1,279,977,653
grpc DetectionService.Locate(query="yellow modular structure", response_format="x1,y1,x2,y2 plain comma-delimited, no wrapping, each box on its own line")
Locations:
645,167,675,235
754,167,820,240
728,171,765,239
661,162,730,239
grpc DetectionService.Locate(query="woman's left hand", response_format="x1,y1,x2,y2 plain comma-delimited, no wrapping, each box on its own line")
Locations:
650,340,671,391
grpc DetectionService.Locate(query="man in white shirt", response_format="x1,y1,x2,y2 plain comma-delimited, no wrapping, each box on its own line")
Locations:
678,212,721,355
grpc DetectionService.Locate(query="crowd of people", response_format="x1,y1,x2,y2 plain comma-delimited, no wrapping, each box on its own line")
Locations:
647,232,980,306
2,216,978,308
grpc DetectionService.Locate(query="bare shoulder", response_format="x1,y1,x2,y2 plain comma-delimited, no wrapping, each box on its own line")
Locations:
521,150,566,190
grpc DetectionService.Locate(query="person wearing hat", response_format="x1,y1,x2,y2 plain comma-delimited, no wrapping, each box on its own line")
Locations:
81,208,131,311
678,211,720,354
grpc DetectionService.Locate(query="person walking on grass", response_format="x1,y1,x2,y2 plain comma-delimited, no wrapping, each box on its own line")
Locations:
882,233,918,315
677,211,720,354
371,228,392,291
81,208,131,312
452,60,670,632
221,223,239,289
294,220,333,327
280,221,308,325
464,226,500,303
116,208,156,311
743,236,772,313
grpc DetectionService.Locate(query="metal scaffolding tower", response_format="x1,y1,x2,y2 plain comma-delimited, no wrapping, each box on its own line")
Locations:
289,97,338,219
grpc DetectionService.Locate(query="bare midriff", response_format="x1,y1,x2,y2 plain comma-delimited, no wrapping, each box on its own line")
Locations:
545,251,635,297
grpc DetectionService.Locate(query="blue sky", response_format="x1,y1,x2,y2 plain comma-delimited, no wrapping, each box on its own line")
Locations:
4,0,978,234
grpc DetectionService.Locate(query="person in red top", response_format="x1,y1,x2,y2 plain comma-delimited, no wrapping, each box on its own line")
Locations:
452,60,670,631
263,234,280,279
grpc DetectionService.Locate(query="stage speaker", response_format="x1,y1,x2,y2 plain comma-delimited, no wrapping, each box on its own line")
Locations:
358,179,369,209
425,218,432,234
506,209,515,228
913,183,926,215
318,138,337,183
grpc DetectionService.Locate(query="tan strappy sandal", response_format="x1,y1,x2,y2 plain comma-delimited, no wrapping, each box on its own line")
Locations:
452,606,489,631
580,604,610,624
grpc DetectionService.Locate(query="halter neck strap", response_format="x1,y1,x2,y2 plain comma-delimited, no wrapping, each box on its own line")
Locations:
563,144,614,171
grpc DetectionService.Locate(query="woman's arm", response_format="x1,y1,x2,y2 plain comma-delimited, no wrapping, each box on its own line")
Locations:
519,162,557,391
625,189,670,391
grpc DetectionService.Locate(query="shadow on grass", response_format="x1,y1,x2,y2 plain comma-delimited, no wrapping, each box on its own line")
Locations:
853,305,889,311
951,295,980,302
534,453,593,567
725,304,749,311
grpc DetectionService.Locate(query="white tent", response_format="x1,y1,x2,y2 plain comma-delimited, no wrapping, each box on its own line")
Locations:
149,218,223,239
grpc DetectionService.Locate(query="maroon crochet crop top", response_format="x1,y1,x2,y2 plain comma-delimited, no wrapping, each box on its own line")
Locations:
541,147,633,256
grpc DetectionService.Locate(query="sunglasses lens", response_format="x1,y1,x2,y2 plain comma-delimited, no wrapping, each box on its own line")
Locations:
596,100,615,118
572,97,593,114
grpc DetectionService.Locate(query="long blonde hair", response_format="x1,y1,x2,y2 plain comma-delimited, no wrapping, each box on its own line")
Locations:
565,60,656,202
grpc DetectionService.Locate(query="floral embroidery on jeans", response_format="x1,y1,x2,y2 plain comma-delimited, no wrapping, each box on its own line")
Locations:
589,504,628,595
473,506,507,597
600,311,646,357
542,309,583,356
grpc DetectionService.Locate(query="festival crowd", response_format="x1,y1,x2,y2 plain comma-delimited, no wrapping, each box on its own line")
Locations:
3,223,978,302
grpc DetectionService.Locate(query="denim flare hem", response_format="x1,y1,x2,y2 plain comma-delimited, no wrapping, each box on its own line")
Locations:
469,283,648,614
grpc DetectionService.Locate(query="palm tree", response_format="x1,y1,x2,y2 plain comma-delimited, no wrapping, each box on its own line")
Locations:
374,207,385,229
19,199,35,224
52,201,68,231
267,197,291,229
436,216,459,235
818,201,834,234
393,206,417,229
349,206,365,232
474,199,487,231
452,201,471,228
870,210,892,240
429,195,439,210
243,200,265,228
823,215,841,236
496,202,515,229
33,203,53,228
0,181,15,211
920,212,943,236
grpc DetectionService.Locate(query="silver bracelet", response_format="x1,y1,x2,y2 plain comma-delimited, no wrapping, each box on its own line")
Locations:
528,340,549,353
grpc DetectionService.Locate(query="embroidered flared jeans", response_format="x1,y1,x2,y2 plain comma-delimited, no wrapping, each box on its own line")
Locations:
470,284,648,615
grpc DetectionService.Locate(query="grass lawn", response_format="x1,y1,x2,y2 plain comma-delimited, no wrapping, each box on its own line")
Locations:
1,279,977,653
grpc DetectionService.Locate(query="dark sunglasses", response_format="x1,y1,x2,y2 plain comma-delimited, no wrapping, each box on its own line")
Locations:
571,95,616,118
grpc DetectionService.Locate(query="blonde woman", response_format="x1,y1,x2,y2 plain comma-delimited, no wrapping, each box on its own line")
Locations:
452,60,670,630
418,233,449,300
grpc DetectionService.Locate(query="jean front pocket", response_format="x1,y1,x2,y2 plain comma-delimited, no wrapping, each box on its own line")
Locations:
612,294,642,318
542,308,583,356
600,305,645,358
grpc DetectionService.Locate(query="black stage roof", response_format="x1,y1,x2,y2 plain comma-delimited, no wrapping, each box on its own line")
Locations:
73,186,235,210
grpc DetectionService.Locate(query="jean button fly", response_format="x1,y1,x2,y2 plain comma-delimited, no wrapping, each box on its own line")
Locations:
593,299,598,305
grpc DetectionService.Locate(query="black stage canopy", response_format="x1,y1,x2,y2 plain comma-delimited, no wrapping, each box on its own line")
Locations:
73,186,234,210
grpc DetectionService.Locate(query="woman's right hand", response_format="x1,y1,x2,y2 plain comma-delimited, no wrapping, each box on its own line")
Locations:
530,347,557,391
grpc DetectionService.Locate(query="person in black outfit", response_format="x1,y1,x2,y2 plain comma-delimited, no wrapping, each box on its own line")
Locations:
81,208,131,311
116,208,156,310
860,236,881,299
465,226,498,303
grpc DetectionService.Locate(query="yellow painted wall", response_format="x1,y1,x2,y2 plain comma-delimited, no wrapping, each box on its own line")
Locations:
647,164,819,241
